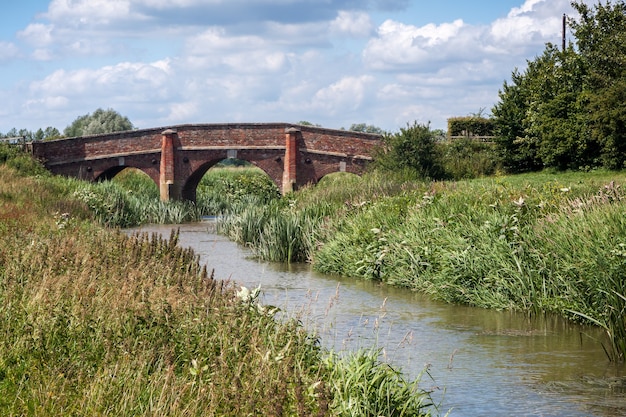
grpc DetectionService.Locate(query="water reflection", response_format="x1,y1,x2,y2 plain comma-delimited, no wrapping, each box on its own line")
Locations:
129,221,626,417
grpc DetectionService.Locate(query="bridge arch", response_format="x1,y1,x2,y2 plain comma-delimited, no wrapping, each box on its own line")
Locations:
181,158,281,202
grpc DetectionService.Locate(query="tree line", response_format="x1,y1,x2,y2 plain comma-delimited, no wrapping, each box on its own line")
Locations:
1,108,133,141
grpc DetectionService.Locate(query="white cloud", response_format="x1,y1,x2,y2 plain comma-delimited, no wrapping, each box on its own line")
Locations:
18,23,54,47
183,28,290,74
311,75,375,114
363,19,467,70
0,42,20,61
29,60,172,97
31,49,55,61
24,96,69,111
44,0,140,27
165,101,199,123
330,11,374,37
490,0,563,47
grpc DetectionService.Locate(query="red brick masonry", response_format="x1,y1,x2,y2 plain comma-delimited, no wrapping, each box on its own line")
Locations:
32,123,382,200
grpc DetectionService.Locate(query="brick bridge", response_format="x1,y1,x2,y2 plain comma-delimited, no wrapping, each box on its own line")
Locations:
31,123,382,201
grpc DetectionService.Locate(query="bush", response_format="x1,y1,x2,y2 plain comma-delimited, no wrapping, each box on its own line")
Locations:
0,143,48,177
373,122,446,180
439,139,501,179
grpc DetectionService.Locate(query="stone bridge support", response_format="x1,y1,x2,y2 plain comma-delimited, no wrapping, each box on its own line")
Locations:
282,127,299,194
160,128,178,201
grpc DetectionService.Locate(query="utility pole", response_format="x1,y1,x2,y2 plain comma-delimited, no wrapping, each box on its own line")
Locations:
562,13,566,51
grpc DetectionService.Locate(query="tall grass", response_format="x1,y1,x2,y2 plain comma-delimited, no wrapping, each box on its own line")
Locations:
439,138,501,180
0,149,439,415
196,165,281,215
72,180,202,227
0,225,329,415
217,197,334,263
324,348,435,417
313,172,626,361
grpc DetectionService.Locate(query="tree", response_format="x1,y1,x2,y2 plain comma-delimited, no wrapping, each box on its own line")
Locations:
570,0,626,169
373,121,445,180
64,108,133,137
349,123,385,134
492,0,626,172
297,121,321,127
35,127,62,141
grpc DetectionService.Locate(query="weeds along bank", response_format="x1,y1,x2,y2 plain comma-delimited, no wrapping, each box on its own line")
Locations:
0,147,436,416
219,169,626,362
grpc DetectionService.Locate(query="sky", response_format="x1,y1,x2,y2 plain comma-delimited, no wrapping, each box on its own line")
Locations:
0,0,593,134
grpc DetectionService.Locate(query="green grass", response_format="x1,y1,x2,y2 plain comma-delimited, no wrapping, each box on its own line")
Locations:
0,146,438,415
213,166,626,362
324,348,435,417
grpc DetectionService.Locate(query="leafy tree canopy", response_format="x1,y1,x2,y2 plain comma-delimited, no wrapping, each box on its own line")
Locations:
64,108,134,137
1,127,61,141
373,121,445,180
492,0,626,172
348,123,385,134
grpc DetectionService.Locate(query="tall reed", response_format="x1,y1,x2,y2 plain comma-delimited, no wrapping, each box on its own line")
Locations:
324,348,435,417
307,172,626,360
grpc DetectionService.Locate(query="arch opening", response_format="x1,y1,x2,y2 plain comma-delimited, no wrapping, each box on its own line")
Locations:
96,167,159,199
183,158,281,214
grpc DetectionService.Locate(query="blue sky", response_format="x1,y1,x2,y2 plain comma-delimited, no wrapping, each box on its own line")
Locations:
0,0,591,133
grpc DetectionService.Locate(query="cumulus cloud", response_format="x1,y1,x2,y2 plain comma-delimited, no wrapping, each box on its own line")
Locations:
490,0,564,48
29,60,172,97
363,0,571,73
311,75,375,114
183,28,291,74
17,23,54,47
43,0,142,27
330,11,374,37
363,19,469,70
24,95,69,111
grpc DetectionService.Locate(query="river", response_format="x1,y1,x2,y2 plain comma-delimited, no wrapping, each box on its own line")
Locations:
130,220,626,416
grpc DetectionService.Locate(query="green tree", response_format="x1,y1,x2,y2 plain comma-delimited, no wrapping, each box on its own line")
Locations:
493,0,626,171
526,44,592,169
570,0,626,169
297,121,321,127
373,121,445,180
492,69,539,172
349,123,385,134
34,127,62,141
64,108,133,137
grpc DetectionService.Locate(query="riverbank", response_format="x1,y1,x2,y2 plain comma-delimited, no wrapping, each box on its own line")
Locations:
0,146,436,416
218,169,626,361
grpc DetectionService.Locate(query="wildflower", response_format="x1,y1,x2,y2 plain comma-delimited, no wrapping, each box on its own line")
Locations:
236,285,261,303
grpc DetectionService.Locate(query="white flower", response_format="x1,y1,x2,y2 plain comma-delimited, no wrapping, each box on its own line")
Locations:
236,285,261,303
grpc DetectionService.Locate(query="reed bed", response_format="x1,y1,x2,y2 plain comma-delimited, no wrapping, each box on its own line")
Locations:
313,172,626,361
0,224,329,415
213,166,626,361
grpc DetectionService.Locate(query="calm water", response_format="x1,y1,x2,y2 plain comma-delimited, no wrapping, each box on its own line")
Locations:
130,221,626,417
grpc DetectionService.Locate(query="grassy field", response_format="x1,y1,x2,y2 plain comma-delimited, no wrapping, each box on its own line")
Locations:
0,145,436,416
